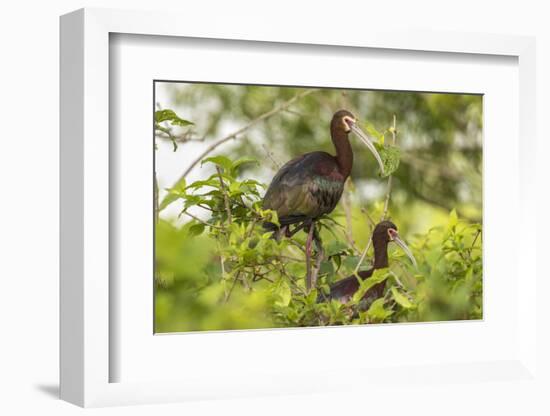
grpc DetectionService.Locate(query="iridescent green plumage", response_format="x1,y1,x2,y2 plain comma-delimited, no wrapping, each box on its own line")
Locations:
261,110,385,291
262,151,345,227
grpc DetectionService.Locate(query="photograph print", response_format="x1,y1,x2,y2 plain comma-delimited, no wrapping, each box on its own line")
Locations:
154,82,482,333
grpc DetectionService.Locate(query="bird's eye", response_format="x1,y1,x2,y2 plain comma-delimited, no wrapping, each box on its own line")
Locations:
343,116,355,132
387,228,398,240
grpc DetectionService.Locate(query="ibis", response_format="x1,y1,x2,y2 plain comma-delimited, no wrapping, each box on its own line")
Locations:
262,110,386,290
318,220,416,304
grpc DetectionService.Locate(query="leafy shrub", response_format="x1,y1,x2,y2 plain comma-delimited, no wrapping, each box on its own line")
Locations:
155,155,482,332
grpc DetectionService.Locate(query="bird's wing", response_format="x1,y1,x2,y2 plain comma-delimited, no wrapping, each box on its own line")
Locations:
322,275,359,303
262,153,323,222
319,269,385,305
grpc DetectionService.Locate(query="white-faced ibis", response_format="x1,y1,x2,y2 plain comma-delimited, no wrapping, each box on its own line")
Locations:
262,110,386,290
318,220,416,304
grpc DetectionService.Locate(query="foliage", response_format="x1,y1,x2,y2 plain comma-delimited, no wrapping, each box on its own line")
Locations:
154,109,195,151
375,143,401,178
155,150,482,332
153,90,483,332
155,109,194,126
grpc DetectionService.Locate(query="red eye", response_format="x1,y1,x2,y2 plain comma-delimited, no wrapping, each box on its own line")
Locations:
388,228,398,240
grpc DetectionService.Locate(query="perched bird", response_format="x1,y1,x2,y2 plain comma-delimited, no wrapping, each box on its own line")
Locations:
318,221,416,304
262,110,386,290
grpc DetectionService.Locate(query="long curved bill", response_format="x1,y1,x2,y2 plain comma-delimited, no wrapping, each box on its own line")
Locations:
350,124,386,176
392,233,418,268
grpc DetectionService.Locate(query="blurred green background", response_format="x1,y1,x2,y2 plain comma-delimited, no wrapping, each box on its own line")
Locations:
154,83,482,333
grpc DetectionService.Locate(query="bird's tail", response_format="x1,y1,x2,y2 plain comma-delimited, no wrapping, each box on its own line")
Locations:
262,221,279,232
262,215,309,240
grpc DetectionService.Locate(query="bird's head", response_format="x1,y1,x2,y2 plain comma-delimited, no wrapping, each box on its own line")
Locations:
331,109,357,133
372,220,417,267
331,109,385,175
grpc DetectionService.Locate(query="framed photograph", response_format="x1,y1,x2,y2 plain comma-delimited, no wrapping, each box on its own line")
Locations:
152,81,482,334
60,8,538,408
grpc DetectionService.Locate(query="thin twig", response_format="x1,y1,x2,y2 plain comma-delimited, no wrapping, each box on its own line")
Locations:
381,176,393,220
310,229,325,291
216,166,232,225
262,144,282,170
279,255,305,262
240,272,251,291
283,108,304,117
172,88,317,181
224,270,253,302
361,208,376,228
154,103,199,151
468,229,482,258
156,130,205,145
216,241,228,298
390,270,406,290
287,240,307,254
225,271,241,302
353,239,372,278
178,210,223,229
281,264,309,296
381,114,397,221
305,223,315,292
341,180,360,255
154,172,159,224
471,229,481,249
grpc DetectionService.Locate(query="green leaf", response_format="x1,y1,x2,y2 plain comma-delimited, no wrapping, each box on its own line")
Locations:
390,286,414,309
231,157,258,176
287,263,306,278
333,254,342,270
159,178,186,211
155,109,194,126
366,298,393,322
188,223,205,237
342,255,372,273
351,269,390,303
274,280,292,307
229,181,241,194
325,240,349,257
375,143,401,177
185,178,219,189
363,121,385,144
182,195,204,210
201,155,234,172
448,209,458,230
319,260,334,275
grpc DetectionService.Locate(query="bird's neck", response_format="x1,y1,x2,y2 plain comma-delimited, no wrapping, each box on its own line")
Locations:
331,127,353,178
357,240,389,280
372,239,389,269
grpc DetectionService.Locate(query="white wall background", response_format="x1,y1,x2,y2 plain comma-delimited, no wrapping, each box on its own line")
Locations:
0,1,548,415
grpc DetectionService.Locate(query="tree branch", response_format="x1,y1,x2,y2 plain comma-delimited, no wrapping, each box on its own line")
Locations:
354,239,372,277
178,210,223,230
381,114,397,221
216,166,232,225
262,143,282,170
341,180,360,255
154,172,159,224
168,88,317,183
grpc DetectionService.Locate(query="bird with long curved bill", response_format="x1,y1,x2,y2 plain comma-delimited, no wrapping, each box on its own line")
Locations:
318,221,417,304
262,110,386,291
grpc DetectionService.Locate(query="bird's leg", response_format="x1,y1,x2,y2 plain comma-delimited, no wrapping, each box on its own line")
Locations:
311,225,324,290
274,225,288,241
287,222,307,238
305,222,315,292
284,225,292,238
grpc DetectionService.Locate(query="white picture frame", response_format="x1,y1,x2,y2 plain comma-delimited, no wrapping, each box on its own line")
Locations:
60,8,538,408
